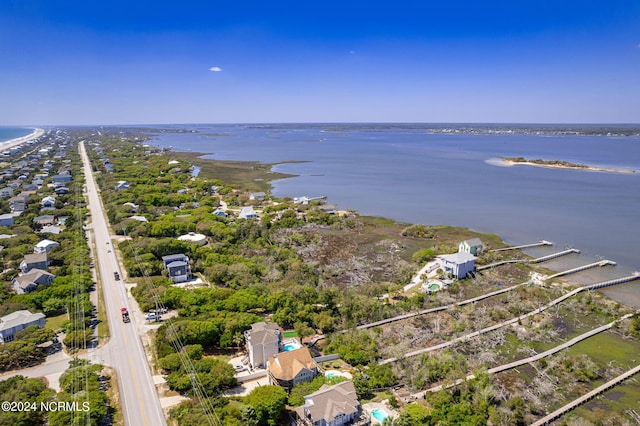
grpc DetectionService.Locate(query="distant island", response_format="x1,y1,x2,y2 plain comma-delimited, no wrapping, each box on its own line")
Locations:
501,156,636,174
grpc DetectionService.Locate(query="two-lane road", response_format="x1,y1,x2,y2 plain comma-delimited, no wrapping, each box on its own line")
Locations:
80,142,166,426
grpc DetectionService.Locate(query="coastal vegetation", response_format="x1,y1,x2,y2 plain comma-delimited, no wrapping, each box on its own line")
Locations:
82,128,640,425
3,127,638,425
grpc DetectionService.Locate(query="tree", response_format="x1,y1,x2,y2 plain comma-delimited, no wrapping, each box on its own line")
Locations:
244,385,287,426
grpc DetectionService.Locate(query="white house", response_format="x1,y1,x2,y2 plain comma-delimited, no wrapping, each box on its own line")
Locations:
115,181,130,190
245,322,282,369
177,232,207,246
439,252,476,279
239,206,258,220
34,239,60,254
0,310,46,343
249,192,266,201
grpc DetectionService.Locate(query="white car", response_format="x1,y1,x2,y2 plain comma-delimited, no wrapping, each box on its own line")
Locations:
145,312,161,321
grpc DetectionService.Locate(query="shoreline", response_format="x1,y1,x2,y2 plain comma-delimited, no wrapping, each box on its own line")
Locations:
499,158,636,174
0,128,45,152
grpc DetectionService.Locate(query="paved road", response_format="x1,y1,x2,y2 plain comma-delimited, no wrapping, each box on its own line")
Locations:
80,142,166,426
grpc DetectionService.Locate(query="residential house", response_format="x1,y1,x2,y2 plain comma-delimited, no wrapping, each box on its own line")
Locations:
458,238,484,256
123,202,139,212
294,381,369,426
239,206,258,220
245,322,282,369
40,225,62,235
33,215,56,226
115,181,130,190
20,252,48,273
439,252,476,279
51,173,72,183
249,192,266,201
8,195,26,213
34,239,60,254
177,232,207,246
267,347,319,392
0,310,46,343
0,214,14,227
213,209,227,217
54,187,69,195
0,187,13,199
12,269,55,294
41,195,56,208
161,254,191,283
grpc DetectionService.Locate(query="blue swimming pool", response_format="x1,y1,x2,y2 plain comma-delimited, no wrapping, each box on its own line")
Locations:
283,342,301,351
371,409,388,422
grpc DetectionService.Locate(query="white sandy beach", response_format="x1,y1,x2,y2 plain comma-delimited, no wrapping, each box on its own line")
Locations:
0,128,45,152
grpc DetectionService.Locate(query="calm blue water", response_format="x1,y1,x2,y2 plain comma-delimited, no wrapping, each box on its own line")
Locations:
146,124,640,306
0,127,32,143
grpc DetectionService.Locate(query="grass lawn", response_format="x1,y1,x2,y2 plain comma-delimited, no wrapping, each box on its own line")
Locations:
45,313,68,332
283,331,298,338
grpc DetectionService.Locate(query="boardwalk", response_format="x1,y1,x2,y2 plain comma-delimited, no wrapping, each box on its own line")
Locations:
379,273,640,365
412,313,636,398
489,240,553,252
530,364,640,426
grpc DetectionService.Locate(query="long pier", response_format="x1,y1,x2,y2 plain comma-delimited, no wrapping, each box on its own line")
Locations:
531,248,580,263
478,248,580,271
530,363,640,426
545,260,616,281
490,240,554,252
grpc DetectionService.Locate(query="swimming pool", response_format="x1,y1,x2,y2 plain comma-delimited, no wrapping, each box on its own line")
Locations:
371,409,388,422
326,372,337,379
283,342,301,351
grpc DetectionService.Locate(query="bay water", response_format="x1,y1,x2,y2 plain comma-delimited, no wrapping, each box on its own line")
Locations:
146,124,640,307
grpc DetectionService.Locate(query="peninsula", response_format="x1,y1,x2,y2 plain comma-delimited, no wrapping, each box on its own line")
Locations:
501,156,636,174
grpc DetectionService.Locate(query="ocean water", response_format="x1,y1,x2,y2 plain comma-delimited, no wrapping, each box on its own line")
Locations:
145,124,640,307
0,127,32,143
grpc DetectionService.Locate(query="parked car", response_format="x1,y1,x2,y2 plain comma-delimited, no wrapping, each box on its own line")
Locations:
145,312,161,321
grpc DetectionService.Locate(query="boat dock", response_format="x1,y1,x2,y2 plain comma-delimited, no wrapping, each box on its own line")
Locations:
545,259,617,281
490,240,554,252
478,248,580,271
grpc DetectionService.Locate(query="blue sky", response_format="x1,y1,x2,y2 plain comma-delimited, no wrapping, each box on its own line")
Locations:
1,1,639,125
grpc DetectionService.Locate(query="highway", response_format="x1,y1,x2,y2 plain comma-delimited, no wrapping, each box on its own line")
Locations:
80,142,166,426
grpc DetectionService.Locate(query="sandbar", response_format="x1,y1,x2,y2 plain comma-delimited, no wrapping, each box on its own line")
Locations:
499,157,636,174
0,128,45,152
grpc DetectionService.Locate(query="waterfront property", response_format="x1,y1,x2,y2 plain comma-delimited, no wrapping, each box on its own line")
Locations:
245,321,282,369
439,252,476,279
0,310,46,343
294,381,370,426
459,238,484,255
267,347,319,391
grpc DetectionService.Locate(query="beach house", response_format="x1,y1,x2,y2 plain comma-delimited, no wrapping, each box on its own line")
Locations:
294,381,369,426
0,310,46,343
267,347,319,392
20,252,49,273
239,206,258,220
12,269,55,294
458,238,485,256
34,239,60,254
245,322,282,369
0,213,15,227
161,254,191,283
439,252,476,279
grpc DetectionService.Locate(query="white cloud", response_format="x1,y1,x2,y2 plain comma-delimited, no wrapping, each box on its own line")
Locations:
209,66,222,72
